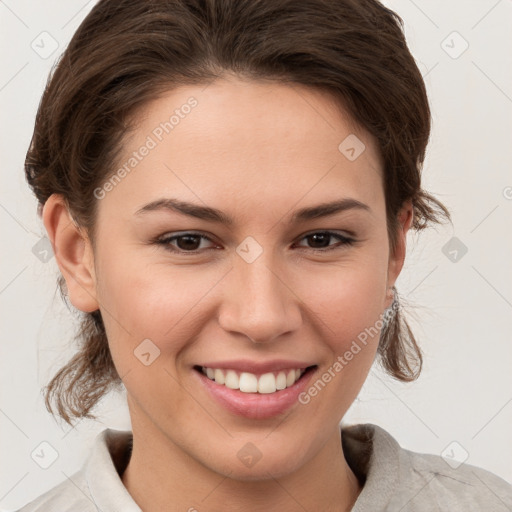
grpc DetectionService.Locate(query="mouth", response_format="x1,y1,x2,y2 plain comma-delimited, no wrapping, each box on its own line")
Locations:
193,364,318,419
193,365,316,394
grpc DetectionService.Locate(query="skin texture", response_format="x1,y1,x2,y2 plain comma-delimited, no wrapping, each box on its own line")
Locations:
43,74,413,512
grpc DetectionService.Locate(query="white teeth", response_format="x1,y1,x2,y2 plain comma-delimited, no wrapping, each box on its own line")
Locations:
201,366,307,394
225,370,239,390
239,372,258,392
214,368,225,385
276,371,287,390
258,373,276,394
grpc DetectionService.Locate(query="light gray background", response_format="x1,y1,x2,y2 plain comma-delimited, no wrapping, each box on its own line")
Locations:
1,0,511,509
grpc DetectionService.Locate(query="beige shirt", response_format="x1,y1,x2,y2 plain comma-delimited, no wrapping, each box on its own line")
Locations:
16,423,512,511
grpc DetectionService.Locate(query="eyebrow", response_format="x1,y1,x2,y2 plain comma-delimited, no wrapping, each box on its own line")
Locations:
135,197,371,225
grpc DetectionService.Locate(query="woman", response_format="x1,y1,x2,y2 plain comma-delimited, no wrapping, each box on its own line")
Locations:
19,0,512,510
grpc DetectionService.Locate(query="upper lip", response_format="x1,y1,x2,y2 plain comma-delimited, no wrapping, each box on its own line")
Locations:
197,359,316,375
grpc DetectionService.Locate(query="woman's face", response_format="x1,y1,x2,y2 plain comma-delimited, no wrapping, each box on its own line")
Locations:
86,75,410,478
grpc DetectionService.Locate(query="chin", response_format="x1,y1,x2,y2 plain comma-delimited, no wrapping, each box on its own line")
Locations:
198,438,309,482
213,457,302,482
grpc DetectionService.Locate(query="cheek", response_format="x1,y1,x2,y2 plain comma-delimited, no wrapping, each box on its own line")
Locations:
94,253,222,363
94,256,213,413
324,274,385,345
295,252,388,393
295,267,386,417
299,253,388,345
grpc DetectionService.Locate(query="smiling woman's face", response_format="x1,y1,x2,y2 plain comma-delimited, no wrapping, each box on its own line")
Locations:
72,75,411,480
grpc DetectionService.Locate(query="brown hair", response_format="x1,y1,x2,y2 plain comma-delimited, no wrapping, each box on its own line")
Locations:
25,0,451,426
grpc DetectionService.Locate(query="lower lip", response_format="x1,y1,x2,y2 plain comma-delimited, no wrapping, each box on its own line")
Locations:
194,367,317,420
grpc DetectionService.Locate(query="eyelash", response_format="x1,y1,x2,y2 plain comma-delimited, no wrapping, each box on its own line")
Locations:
154,230,355,255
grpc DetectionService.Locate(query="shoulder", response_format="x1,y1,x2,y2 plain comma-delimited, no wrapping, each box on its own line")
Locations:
15,428,136,512
400,445,512,511
15,469,94,512
343,423,512,511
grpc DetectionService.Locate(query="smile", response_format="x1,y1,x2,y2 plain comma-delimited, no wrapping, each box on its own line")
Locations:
193,364,318,419
200,366,306,394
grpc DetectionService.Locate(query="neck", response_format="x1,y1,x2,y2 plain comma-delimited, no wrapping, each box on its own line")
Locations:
121,415,362,512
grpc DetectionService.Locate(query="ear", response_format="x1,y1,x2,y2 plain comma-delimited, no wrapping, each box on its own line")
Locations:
385,200,414,308
42,194,99,313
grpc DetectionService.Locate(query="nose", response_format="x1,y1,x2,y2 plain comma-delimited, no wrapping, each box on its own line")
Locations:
218,254,302,344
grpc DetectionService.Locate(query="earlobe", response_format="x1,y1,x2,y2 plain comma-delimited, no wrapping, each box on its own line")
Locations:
42,194,99,313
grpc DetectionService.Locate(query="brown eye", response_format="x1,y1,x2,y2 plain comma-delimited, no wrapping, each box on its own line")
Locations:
157,232,217,253
295,231,355,252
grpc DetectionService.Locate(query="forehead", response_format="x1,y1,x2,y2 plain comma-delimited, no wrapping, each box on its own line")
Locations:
104,75,385,223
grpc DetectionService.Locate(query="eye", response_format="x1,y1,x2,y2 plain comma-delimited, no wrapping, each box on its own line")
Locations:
155,232,217,252
154,230,355,254
293,231,355,252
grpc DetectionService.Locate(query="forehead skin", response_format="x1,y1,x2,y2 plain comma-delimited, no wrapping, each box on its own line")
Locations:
97,74,385,240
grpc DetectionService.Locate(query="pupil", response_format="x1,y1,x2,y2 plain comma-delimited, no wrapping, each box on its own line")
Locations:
310,233,329,248
178,235,200,250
